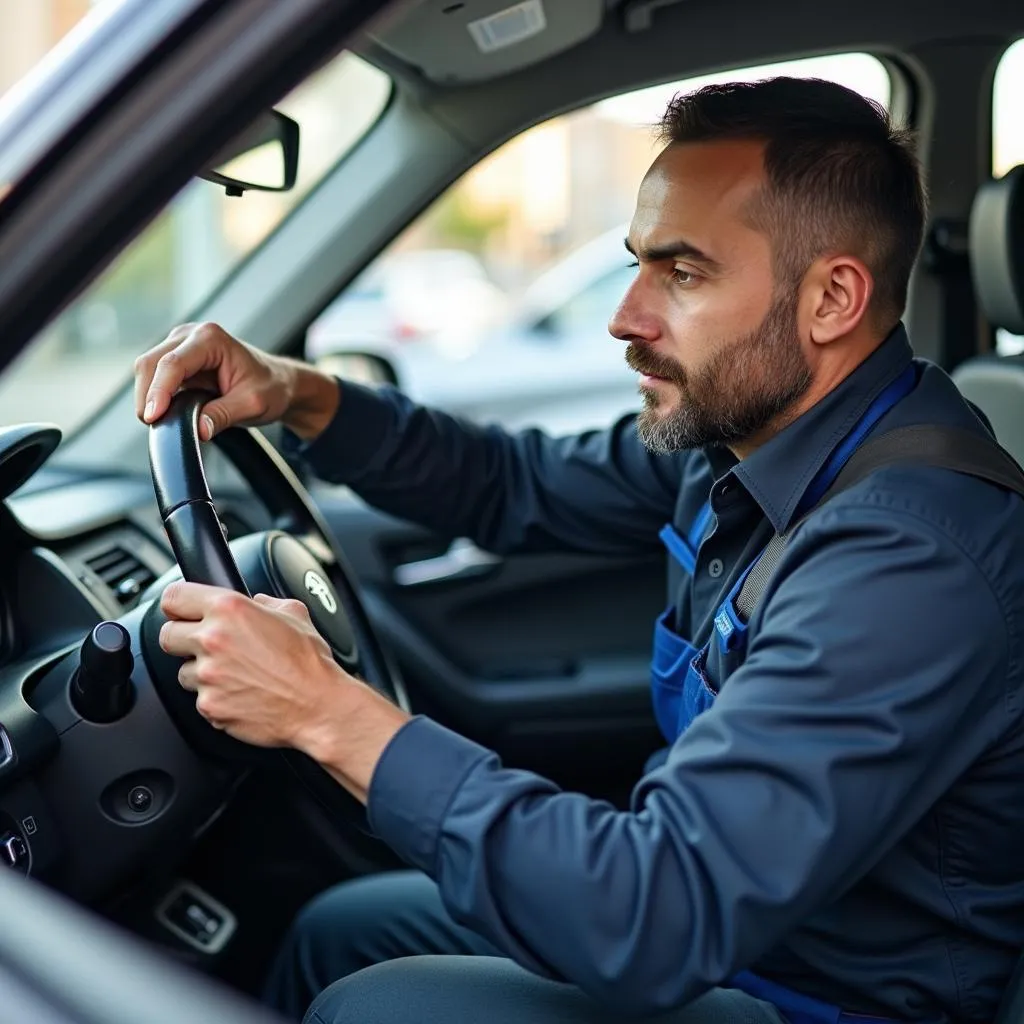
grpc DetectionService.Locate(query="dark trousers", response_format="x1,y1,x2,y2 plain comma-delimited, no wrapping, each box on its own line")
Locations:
262,870,788,1024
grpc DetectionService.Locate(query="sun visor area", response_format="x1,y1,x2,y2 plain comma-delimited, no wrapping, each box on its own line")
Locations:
368,0,605,83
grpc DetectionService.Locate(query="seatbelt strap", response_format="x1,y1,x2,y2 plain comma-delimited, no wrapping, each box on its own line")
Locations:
734,424,1024,622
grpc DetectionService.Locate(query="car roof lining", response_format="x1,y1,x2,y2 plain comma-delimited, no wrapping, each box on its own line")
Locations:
358,0,1022,130
46,0,1018,468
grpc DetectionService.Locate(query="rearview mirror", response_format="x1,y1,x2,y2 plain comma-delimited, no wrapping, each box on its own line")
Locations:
198,110,299,196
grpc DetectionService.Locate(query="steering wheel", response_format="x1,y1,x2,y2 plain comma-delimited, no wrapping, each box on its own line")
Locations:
140,390,408,823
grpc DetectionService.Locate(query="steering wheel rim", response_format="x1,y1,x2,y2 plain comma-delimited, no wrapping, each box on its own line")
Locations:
140,389,407,826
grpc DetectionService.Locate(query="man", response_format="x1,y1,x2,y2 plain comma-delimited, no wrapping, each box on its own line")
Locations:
135,78,1024,1024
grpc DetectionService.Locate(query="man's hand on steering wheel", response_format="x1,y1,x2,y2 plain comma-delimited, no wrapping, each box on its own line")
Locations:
157,581,410,803
134,321,340,442
135,322,412,810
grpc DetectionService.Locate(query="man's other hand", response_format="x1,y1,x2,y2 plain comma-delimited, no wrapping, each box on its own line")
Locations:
134,322,339,441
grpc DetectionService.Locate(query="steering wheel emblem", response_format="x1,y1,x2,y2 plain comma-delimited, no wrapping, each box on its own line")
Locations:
303,570,337,615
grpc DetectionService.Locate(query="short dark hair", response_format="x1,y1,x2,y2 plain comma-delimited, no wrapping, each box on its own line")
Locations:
658,77,927,326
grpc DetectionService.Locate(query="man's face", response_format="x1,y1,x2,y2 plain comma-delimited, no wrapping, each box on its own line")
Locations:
610,139,812,454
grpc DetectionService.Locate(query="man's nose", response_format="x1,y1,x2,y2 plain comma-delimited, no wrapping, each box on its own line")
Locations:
608,276,660,344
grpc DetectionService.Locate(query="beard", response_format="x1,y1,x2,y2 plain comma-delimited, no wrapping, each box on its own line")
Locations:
626,289,811,454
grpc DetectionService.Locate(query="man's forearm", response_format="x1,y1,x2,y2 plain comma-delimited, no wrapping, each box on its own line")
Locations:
284,380,538,554
280,370,676,561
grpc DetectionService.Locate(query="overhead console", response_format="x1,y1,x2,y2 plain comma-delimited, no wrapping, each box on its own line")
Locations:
367,0,604,83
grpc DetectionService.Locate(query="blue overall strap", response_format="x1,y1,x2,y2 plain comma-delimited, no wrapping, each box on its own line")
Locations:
659,499,713,574
688,500,713,549
729,971,842,1024
796,363,917,518
717,364,918,654
713,558,760,654
659,524,697,574
727,971,910,1024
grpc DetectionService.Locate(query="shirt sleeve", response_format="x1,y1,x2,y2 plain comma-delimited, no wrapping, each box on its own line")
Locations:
367,500,1014,1016
287,380,685,557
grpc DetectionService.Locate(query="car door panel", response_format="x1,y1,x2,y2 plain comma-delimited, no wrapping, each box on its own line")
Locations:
315,484,666,802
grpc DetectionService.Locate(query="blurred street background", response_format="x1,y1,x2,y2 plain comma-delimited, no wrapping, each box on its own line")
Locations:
1,0,1022,436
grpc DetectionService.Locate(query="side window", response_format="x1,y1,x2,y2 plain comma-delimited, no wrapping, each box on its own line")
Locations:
532,264,640,337
993,39,1024,355
307,54,891,435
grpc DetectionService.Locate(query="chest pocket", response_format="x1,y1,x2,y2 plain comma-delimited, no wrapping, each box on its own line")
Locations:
651,534,757,743
651,502,724,741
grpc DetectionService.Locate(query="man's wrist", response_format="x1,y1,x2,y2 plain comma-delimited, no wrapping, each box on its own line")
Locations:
280,360,341,441
294,666,411,804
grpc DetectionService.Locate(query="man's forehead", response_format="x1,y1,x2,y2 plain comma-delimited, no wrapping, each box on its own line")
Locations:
631,139,766,248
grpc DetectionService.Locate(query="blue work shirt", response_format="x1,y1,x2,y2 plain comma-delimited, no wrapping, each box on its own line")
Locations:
293,324,1024,1023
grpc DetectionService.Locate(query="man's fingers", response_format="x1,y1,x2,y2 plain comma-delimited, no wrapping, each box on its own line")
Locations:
159,618,202,659
134,338,175,421
143,327,221,423
199,388,267,440
133,324,195,421
254,593,312,623
144,340,207,423
161,581,244,621
177,660,199,692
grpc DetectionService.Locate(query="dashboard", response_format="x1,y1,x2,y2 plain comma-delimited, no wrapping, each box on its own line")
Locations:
0,445,270,905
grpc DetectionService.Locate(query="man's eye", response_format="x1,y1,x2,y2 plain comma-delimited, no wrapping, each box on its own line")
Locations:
626,260,639,269
672,268,697,285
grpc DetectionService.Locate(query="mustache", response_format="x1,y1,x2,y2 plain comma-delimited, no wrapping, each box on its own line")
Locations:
625,344,686,384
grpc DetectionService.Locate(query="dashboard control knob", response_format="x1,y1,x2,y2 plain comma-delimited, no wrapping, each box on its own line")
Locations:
128,785,153,813
71,621,135,724
0,831,28,871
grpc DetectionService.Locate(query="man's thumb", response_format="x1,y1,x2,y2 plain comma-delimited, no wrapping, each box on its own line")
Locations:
199,395,247,440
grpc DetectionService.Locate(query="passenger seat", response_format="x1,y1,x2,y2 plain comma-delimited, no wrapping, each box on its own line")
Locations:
951,164,1024,461
949,165,1024,1024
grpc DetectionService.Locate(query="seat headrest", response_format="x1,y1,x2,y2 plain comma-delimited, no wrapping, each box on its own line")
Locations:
969,164,1024,335
951,355,1024,463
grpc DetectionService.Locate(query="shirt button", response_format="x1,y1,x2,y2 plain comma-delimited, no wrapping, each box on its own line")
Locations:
708,558,724,578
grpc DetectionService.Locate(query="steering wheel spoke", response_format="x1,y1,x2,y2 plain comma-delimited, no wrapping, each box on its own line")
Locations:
297,530,336,568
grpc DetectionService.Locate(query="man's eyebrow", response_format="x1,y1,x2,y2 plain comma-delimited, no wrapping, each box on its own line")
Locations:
623,237,722,270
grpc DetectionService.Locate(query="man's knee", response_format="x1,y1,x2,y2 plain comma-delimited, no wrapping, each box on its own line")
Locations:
288,871,441,973
304,955,620,1024
263,871,444,1018
303,956,515,1024
304,956,791,1024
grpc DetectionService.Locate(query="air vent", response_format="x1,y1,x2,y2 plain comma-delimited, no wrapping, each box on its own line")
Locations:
86,546,156,606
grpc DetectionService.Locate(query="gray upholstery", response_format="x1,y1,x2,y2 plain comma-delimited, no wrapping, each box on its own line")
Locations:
952,355,1024,465
952,164,1024,463
950,170,1024,1024
969,164,1024,335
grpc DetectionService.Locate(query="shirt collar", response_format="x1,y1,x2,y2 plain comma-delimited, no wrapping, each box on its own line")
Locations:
706,323,914,534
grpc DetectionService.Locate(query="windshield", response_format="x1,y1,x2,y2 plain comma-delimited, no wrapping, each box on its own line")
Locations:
0,49,390,435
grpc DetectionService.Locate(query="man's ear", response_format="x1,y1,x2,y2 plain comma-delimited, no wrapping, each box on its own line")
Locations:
802,255,874,346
